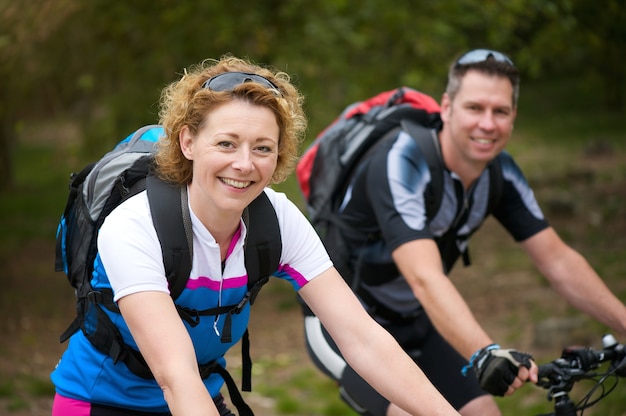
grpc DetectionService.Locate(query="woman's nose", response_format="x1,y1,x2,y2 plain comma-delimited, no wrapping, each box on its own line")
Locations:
232,149,255,172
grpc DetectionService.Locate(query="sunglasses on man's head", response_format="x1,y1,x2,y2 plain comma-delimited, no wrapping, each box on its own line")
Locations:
202,72,281,97
455,49,515,67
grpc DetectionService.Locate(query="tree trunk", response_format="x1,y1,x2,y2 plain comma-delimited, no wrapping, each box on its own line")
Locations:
0,117,14,192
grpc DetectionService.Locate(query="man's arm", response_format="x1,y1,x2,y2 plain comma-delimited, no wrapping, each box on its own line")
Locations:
392,239,494,360
392,238,537,394
521,227,626,337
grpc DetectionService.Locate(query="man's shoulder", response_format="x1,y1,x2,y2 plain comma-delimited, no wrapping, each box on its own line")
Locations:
494,150,526,179
495,149,516,165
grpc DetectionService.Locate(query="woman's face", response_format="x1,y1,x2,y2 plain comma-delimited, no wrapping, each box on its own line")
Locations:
180,100,279,221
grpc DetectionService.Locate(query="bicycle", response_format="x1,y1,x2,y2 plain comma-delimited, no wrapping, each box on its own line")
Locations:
535,333,626,416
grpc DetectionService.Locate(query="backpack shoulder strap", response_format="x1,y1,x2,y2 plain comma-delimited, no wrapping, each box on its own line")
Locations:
486,155,504,215
146,175,193,300
217,191,281,348
400,119,444,218
239,191,281,392
242,191,282,302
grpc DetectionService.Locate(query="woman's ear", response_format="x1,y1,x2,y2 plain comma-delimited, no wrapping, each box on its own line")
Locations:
180,126,194,160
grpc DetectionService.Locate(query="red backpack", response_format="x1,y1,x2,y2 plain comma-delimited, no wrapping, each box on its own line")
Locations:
296,87,442,284
297,87,441,221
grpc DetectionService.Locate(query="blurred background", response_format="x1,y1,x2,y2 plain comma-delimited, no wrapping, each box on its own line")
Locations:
1,0,625,415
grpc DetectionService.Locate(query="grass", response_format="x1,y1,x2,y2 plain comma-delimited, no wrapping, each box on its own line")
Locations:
0,373,55,413
254,365,349,415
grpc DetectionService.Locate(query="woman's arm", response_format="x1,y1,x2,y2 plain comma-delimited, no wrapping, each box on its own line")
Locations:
298,267,460,416
118,291,220,416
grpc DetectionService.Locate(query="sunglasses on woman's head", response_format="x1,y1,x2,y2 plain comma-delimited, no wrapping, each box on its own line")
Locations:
455,49,515,67
202,72,281,97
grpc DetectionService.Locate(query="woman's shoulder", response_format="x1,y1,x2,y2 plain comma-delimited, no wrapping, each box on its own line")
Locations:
261,187,301,214
101,190,153,235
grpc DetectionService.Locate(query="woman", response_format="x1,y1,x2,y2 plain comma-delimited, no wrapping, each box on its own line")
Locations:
51,55,460,416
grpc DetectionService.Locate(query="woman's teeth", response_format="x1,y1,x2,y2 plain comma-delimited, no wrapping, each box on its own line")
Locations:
221,178,251,188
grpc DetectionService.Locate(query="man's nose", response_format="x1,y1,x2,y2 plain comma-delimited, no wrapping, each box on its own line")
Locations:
478,111,496,131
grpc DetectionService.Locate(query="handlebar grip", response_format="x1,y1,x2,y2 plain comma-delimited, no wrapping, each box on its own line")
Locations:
610,355,626,377
561,346,602,371
537,362,556,379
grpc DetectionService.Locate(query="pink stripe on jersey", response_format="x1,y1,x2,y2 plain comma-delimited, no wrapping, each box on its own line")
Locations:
185,226,247,291
279,263,308,288
225,226,242,258
186,274,247,290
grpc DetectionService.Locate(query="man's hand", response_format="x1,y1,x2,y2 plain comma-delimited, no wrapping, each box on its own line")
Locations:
466,345,535,396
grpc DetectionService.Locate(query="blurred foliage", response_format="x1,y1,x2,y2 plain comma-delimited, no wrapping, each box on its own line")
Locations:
1,3,625,413
1,0,625,190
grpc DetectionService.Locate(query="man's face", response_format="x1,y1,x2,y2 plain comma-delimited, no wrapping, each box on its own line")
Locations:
440,70,517,166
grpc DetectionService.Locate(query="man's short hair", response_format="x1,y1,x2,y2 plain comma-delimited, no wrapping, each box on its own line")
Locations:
445,49,520,106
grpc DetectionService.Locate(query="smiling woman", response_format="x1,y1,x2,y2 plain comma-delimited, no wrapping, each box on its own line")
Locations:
49,55,462,416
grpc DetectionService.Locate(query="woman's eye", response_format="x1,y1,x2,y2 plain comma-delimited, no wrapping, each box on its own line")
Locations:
256,145,273,153
217,141,234,149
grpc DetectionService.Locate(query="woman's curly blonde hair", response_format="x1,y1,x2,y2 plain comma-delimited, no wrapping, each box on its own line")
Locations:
155,55,307,185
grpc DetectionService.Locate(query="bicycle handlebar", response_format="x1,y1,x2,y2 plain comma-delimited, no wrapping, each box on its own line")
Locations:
534,334,626,416
537,334,626,388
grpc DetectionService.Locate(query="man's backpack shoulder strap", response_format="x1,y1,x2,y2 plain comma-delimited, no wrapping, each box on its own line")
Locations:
146,175,193,300
401,118,505,219
400,119,445,218
486,154,504,215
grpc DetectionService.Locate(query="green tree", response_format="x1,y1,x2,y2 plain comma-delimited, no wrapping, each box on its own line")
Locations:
2,0,623,191
0,0,80,190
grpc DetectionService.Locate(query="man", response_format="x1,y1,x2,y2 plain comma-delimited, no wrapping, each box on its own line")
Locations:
303,49,626,416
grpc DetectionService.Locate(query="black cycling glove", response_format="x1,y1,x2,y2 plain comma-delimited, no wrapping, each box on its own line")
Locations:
462,344,533,396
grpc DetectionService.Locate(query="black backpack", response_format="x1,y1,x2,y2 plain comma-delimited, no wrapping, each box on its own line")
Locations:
296,87,503,287
55,125,281,416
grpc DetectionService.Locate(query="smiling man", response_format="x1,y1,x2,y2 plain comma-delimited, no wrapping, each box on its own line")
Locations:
303,49,626,416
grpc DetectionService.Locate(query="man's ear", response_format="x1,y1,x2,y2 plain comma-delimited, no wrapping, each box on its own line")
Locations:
440,93,451,123
180,126,194,160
